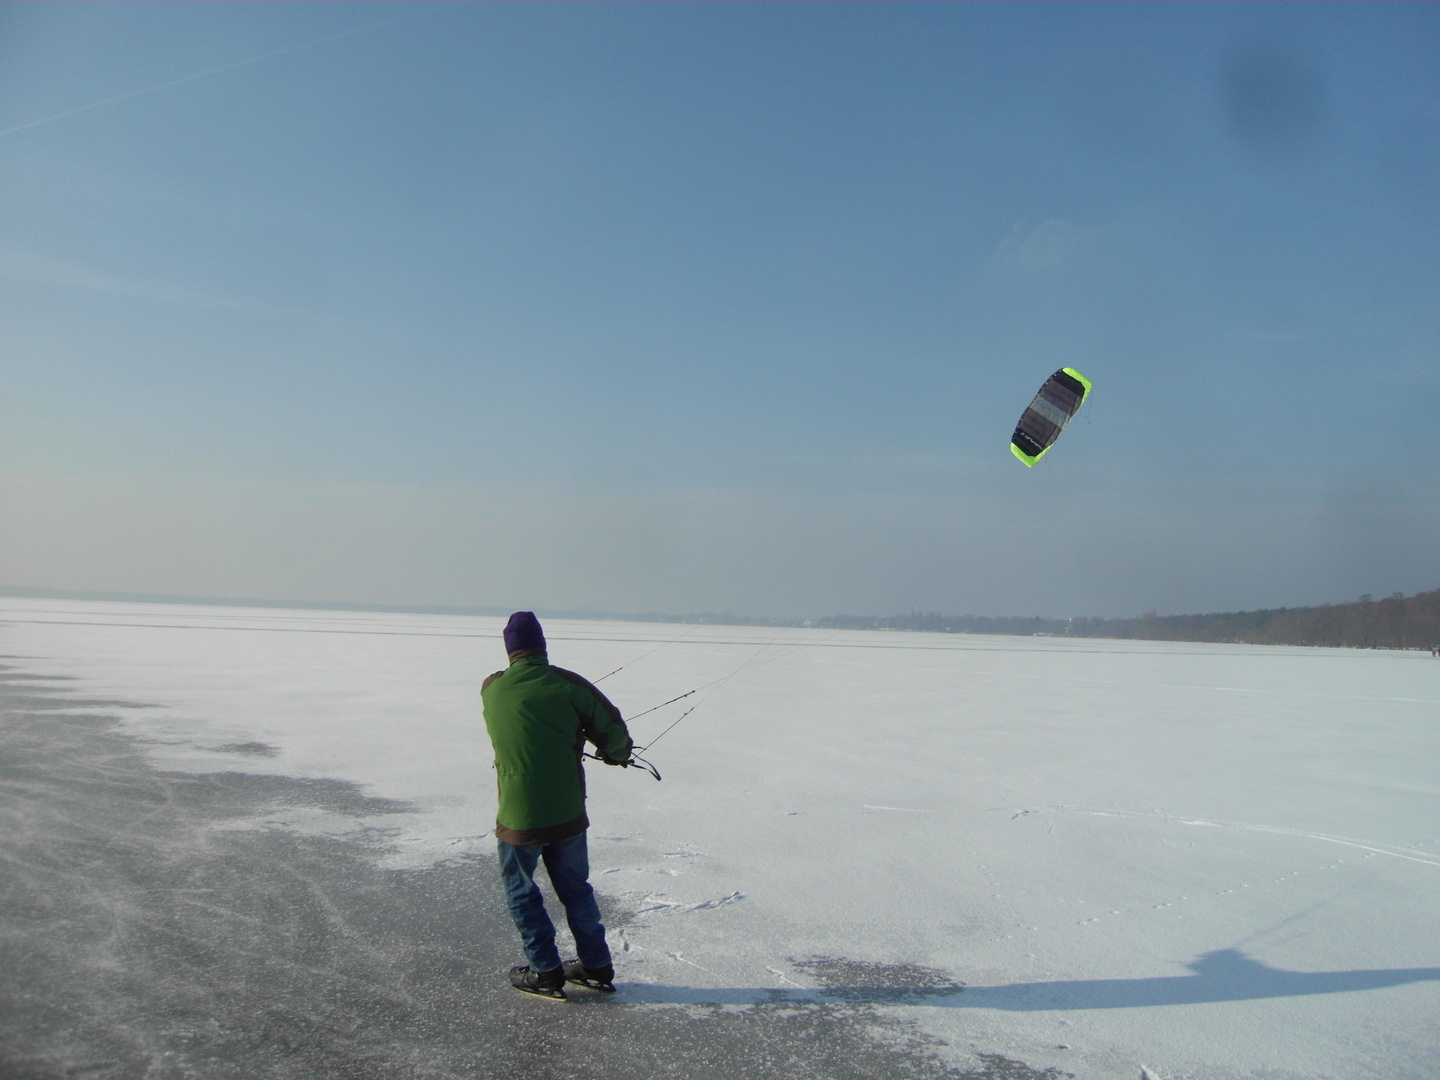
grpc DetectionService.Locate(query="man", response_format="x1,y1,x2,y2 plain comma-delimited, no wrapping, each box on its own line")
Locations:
481,611,634,1000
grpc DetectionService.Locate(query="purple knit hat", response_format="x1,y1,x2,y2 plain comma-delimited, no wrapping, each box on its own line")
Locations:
503,611,546,655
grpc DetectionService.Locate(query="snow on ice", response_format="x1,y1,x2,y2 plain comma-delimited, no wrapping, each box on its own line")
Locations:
3,596,1438,1079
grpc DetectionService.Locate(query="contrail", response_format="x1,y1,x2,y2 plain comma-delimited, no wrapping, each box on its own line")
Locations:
0,10,429,139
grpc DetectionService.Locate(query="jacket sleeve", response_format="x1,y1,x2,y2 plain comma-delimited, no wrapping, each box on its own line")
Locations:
554,667,634,765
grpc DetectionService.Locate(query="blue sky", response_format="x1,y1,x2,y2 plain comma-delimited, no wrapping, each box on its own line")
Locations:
2,2,1437,617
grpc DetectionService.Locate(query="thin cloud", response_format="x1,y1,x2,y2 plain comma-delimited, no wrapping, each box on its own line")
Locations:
0,10,431,140
993,219,1090,271
0,248,293,317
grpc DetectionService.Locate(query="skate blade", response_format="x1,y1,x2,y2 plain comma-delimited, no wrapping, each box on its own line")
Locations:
566,977,616,993
512,984,568,1001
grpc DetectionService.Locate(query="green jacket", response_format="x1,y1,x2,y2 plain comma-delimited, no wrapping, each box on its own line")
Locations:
481,652,633,846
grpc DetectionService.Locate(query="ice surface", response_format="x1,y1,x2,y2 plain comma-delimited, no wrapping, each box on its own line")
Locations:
3,596,1438,1079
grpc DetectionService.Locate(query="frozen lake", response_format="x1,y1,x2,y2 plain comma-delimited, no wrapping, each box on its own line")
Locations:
3,597,1438,1079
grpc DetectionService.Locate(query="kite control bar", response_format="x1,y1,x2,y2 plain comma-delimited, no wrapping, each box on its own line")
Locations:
583,749,662,782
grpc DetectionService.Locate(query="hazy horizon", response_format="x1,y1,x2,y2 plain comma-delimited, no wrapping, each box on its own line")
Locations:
3,580,1432,627
4,4,1437,617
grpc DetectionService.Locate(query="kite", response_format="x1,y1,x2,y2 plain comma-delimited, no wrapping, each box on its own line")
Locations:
1010,367,1092,466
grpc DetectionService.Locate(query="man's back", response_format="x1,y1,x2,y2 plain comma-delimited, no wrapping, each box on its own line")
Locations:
482,654,631,845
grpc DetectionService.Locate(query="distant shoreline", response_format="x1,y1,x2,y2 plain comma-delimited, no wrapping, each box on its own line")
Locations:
3,584,1437,651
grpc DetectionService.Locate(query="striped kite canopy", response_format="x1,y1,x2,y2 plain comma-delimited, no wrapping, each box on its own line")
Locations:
1011,367,1092,467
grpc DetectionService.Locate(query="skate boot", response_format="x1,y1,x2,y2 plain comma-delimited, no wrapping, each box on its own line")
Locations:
562,959,616,992
509,965,567,1000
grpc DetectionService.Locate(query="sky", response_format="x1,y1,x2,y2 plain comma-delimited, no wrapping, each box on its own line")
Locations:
1,2,1437,619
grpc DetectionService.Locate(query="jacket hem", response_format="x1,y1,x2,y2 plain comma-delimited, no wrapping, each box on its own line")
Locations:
495,812,589,847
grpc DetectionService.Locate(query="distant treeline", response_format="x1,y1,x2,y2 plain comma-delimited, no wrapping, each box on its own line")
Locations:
814,588,1440,650
6,584,1438,650
815,612,1071,637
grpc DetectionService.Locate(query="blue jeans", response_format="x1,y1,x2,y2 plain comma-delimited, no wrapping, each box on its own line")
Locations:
496,831,611,974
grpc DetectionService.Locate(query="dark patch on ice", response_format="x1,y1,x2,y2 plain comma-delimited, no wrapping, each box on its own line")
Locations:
0,660,78,682
210,741,281,758
0,666,1063,1080
956,1055,1073,1080
0,691,161,711
176,770,415,819
796,955,967,1003
0,660,156,709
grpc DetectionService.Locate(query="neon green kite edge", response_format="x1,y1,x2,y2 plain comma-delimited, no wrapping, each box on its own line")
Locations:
1010,367,1092,467
1011,442,1043,467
